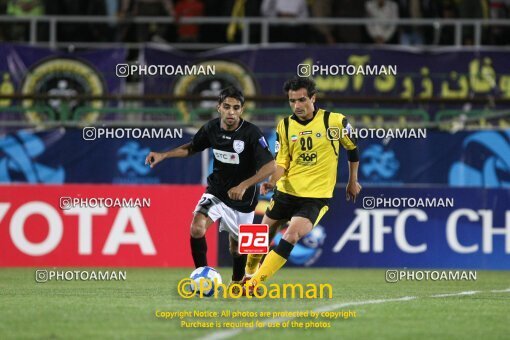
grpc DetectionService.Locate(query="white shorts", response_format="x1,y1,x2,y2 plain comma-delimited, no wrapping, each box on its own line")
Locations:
194,193,254,241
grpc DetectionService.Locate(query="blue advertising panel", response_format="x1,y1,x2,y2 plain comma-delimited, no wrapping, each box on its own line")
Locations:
339,129,510,187
266,187,510,270
0,128,201,184
2,128,509,187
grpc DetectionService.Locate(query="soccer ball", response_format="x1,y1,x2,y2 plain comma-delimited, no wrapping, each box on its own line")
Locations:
188,266,222,297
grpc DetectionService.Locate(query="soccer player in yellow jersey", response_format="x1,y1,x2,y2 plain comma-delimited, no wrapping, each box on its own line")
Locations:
244,76,362,290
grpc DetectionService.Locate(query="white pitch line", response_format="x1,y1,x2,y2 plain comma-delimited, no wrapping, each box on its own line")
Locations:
430,291,479,298
491,288,510,293
199,288,510,340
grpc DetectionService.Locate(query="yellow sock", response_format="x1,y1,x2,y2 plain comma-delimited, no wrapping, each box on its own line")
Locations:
248,250,287,285
245,254,263,275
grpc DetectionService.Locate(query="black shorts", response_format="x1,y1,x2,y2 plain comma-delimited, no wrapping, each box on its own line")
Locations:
265,190,329,226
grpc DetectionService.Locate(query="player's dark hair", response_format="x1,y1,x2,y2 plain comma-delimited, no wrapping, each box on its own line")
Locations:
218,86,245,106
283,77,317,98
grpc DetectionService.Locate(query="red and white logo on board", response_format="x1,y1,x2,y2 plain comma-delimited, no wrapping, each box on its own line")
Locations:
238,224,269,254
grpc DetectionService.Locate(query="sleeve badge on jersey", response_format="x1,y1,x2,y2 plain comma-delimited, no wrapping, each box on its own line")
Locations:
275,140,280,153
258,136,269,149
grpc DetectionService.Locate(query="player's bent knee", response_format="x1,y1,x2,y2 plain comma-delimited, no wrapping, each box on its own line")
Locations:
190,224,206,238
282,230,300,245
190,213,213,238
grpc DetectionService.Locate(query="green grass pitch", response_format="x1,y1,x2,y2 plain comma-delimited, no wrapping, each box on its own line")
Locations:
1,268,509,339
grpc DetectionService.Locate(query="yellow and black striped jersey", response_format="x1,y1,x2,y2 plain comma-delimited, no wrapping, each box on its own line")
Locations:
275,108,357,198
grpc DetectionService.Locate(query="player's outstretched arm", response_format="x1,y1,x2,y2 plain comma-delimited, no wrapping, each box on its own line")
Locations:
145,142,194,168
340,118,361,202
346,160,362,203
228,160,276,200
260,164,285,195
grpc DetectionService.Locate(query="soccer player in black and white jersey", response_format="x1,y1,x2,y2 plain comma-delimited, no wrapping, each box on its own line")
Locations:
145,87,275,285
